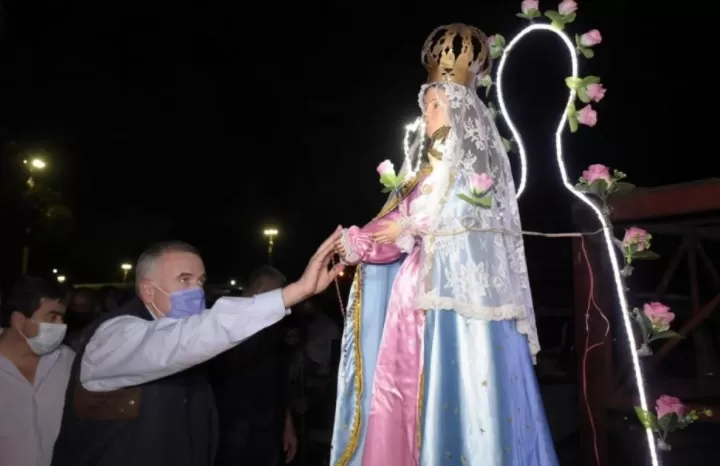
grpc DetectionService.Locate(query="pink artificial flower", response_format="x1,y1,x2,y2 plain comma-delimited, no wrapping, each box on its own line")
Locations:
643,302,675,332
580,29,603,47
582,164,611,184
576,105,597,127
656,395,685,419
586,83,606,102
623,227,650,250
558,0,578,15
376,160,394,176
521,0,539,13
470,172,494,194
487,35,497,47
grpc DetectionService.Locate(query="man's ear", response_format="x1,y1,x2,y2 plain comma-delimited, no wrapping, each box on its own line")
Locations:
10,310,27,329
138,280,154,303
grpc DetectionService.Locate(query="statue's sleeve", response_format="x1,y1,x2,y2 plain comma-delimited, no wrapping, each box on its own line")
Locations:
340,210,404,265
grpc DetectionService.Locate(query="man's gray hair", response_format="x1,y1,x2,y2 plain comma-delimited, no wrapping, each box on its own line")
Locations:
134,241,201,292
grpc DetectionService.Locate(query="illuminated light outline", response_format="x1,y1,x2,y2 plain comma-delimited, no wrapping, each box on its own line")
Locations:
496,23,659,466
402,117,425,178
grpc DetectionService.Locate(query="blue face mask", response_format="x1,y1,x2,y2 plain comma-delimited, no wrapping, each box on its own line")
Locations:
153,286,206,319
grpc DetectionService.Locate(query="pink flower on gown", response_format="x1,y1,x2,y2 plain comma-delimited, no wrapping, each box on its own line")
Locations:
342,184,426,466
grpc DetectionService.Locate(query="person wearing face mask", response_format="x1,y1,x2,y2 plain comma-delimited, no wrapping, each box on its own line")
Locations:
51,230,344,466
0,276,73,466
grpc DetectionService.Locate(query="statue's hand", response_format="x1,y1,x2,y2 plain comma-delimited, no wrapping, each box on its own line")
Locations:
372,220,402,244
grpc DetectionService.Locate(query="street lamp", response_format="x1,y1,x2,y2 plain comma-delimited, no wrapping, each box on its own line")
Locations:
52,268,58,274
263,228,279,264
56,275,66,284
20,155,49,274
121,263,132,282
229,279,236,286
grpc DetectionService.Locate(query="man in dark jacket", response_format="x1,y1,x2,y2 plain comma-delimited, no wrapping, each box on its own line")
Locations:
211,265,297,466
50,230,343,466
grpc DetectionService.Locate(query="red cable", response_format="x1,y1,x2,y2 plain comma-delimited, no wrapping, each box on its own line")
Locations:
580,235,607,466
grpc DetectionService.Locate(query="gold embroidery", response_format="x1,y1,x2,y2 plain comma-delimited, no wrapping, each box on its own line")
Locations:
481,380,488,387
421,184,432,195
374,165,432,220
337,268,364,465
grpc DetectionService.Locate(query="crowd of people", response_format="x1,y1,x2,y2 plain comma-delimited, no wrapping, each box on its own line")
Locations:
0,233,343,466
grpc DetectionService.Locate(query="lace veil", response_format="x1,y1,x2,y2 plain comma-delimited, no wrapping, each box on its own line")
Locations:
410,81,540,360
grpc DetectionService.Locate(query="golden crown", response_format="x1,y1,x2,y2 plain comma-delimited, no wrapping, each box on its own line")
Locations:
421,23,491,88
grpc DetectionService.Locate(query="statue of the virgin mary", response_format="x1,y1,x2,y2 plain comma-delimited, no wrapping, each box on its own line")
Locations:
330,24,559,466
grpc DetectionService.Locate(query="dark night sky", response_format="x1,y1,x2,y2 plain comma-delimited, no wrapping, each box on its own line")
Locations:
0,1,707,297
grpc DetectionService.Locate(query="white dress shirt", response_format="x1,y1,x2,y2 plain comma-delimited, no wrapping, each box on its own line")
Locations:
81,290,288,392
0,331,75,466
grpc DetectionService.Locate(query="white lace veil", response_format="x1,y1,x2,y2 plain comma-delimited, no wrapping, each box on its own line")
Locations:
413,81,540,360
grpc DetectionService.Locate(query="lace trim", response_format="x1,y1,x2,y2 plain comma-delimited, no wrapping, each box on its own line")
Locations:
340,228,360,266
416,293,540,364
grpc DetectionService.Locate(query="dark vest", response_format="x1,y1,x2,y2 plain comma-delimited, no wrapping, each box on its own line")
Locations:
51,298,218,466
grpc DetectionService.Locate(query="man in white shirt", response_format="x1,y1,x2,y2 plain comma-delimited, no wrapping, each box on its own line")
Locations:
51,229,344,466
0,277,74,466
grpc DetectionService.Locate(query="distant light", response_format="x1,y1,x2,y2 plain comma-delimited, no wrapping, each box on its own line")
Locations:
121,263,132,271
57,275,66,283
263,228,279,237
30,158,46,170
52,268,58,274
339,271,345,277
230,279,236,286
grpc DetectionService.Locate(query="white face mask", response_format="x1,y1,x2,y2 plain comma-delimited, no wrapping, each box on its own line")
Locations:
20,321,67,355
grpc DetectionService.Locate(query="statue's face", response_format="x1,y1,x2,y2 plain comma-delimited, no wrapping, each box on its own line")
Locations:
423,86,449,137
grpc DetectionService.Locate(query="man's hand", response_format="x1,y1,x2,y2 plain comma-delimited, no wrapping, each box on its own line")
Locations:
282,227,344,308
283,412,298,463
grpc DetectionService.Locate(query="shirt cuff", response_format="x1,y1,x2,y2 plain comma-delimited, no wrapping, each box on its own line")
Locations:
252,289,291,316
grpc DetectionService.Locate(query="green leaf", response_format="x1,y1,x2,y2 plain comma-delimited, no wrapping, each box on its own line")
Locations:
550,20,565,31
580,47,595,59
637,308,654,340
562,12,576,23
488,102,499,120
516,13,531,19
502,137,512,152
658,413,675,431
494,34,506,47
567,100,576,115
476,196,493,207
633,250,661,260
588,179,608,197
635,407,659,431
648,330,683,343
582,75,601,85
577,87,590,103
565,77,583,89
574,183,589,192
544,10,563,22
609,181,635,194
568,115,578,133
485,84,492,98
457,193,492,208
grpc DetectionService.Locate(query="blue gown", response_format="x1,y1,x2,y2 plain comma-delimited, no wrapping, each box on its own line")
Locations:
329,258,559,465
